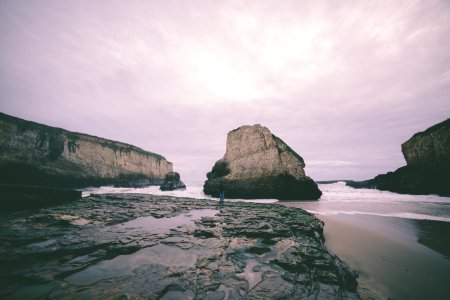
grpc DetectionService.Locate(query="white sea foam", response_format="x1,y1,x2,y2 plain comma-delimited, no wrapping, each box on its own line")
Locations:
82,185,278,203
306,210,450,222
82,181,450,222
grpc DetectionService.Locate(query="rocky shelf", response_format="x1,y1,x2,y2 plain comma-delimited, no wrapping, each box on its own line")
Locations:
0,194,358,299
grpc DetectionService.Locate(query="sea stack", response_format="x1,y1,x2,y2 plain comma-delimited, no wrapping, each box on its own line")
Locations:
160,172,186,191
203,124,322,200
0,112,174,188
348,118,450,196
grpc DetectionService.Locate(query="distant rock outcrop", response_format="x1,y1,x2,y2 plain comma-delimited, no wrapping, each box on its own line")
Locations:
348,119,450,196
0,112,173,188
160,172,186,191
203,124,322,200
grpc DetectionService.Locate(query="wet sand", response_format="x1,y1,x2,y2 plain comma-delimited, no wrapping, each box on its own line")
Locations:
317,214,450,300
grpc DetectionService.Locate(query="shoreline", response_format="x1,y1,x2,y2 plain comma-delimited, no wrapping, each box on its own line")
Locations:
316,214,450,300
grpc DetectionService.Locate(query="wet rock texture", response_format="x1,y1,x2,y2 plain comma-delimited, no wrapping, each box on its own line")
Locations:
204,124,322,200
348,118,450,196
0,112,173,188
0,194,358,299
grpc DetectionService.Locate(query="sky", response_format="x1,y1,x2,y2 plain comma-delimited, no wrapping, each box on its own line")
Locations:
1,0,449,184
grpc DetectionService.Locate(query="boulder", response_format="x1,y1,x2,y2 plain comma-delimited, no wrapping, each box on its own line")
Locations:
348,119,450,196
160,172,186,191
203,124,322,200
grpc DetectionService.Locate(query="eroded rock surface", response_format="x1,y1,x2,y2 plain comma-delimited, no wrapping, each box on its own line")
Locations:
401,119,450,168
204,124,322,200
0,194,358,299
0,112,173,188
348,119,450,196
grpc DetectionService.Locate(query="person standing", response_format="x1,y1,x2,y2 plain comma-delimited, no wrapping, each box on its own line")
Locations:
219,180,225,204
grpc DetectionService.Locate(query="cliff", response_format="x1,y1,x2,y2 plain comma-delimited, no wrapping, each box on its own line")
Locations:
348,119,450,196
203,124,322,200
401,119,450,168
0,112,173,188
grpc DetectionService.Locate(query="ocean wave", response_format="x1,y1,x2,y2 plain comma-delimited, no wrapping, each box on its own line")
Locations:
82,184,450,222
307,210,450,223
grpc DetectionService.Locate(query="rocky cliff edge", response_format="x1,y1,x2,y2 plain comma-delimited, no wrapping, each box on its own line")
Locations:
0,112,173,188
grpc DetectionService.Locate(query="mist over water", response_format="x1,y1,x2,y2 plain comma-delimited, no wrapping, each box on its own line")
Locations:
83,182,450,223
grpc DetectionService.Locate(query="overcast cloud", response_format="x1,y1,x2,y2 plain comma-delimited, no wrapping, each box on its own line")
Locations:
1,0,449,184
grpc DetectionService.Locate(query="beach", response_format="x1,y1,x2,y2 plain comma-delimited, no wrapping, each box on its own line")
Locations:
281,182,450,299
315,214,450,299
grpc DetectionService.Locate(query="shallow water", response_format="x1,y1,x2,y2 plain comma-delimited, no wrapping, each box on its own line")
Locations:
315,214,450,300
281,183,450,300
66,244,199,286
120,209,218,233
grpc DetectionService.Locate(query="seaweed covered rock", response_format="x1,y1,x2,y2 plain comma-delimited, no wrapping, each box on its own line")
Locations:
204,124,322,200
160,172,186,191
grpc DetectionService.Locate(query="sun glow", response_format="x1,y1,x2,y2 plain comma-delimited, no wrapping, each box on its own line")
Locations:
186,50,262,101
180,11,338,103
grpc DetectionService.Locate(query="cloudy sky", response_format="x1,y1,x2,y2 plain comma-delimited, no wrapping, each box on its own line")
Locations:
1,0,449,184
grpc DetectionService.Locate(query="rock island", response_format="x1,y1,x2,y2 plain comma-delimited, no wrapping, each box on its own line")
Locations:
204,124,322,200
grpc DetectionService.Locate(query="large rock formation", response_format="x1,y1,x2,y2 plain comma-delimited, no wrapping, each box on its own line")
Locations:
203,124,322,200
0,112,173,188
348,119,450,196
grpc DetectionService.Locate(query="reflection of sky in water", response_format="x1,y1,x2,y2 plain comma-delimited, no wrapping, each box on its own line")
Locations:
66,208,219,286
83,182,450,222
120,209,218,233
66,244,198,286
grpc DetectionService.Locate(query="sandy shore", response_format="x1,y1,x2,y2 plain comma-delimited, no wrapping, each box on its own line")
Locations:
317,214,450,300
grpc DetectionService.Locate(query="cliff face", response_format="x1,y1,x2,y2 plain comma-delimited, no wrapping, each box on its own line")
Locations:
0,113,173,188
348,119,450,196
401,119,450,168
223,125,306,180
204,124,321,200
